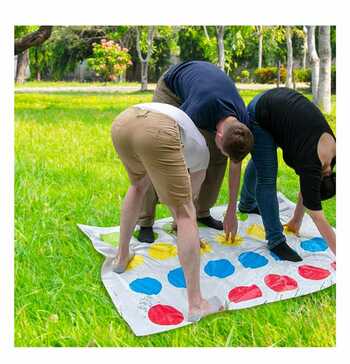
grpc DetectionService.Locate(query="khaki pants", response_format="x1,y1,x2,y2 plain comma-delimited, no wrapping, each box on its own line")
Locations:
138,73,228,226
111,107,192,207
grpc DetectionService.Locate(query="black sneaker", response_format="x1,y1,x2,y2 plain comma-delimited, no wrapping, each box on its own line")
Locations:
238,206,261,215
197,216,224,230
137,226,155,244
270,241,303,262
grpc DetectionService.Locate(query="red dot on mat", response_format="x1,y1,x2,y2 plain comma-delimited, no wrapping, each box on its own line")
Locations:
228,284,263,303
264,274,298,292
298,265,331,280
148,304,184,326
331,261,336,271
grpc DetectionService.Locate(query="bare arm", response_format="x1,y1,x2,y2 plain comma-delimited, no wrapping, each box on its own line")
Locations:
286,193,336,254
308,209,336,254
223,161,242,240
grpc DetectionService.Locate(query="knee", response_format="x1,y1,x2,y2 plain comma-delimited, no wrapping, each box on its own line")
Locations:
132,176,151,195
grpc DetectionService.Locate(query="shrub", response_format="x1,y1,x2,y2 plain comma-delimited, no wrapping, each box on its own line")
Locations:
87,39,132,82
253,67,286,84
240,69,250,82
293,68,311,82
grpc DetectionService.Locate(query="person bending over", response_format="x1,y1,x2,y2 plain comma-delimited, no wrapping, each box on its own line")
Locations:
111,102,223,321
239,88,336,262
138,60,253,243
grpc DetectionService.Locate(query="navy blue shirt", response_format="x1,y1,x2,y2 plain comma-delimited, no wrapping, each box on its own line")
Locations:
164,61,249,132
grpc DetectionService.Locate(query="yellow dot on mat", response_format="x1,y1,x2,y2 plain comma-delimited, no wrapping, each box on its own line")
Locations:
126,255,144,271
245,224,265,240
148,242,178,260
200,239,213,254
214,233,244,247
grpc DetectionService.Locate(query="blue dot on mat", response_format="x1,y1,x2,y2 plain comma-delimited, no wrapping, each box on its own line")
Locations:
168,267,186,288
301,237,328,252
204,259,235,278
238,251,269,268
129,277,162,295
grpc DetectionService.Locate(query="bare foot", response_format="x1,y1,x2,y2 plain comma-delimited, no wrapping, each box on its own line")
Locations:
112,250,135,274
188,296,224,322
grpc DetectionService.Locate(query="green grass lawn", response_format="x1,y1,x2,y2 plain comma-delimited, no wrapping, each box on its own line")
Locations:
15,81,152,88
15,89,336,347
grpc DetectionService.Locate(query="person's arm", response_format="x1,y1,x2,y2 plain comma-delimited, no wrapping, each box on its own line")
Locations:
287,192,336,254
308,209,336,255
285,192,305,235
223,160,241,241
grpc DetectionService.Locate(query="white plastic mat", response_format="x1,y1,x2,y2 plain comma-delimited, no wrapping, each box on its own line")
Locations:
78,193,336,336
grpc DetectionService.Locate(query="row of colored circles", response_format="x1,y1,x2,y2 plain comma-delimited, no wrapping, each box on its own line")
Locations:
129,263,333,296
146,263,335,326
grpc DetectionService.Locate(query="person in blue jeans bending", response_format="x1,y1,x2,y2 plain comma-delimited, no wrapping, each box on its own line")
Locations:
239,88,336,262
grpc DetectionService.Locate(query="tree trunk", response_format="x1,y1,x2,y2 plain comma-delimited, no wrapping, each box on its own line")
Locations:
140,61,148,91
302,26,308,69
216,26,225,72
257,26,263,68
203,26,210,40
307,26,320,103
317,26,332,113
135,26,155,91
285,26,293,88
15,49,29,83
15,26,52,55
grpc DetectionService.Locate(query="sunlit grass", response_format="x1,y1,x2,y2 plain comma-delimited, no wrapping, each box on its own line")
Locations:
15,89,336,347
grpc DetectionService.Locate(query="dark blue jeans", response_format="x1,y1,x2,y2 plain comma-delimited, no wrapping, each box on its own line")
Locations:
239,92,285,249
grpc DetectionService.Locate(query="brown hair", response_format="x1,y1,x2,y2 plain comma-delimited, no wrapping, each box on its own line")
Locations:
222,122,254,162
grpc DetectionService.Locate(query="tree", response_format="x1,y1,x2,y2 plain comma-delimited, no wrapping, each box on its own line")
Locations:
216,26,225,71
135,26,156,91
302,26,308,69
285,26,293,88
15,26,53,55
15,49,29,83
307,26,320,103
256,25,263,68
317,26,332,113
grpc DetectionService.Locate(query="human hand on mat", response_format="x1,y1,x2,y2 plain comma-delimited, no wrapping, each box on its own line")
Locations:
223,206,238,243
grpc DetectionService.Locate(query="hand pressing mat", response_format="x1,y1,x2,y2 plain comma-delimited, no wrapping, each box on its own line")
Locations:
78,193,336,336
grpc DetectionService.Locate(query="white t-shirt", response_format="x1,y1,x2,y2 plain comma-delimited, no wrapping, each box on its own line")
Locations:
135,103,210,173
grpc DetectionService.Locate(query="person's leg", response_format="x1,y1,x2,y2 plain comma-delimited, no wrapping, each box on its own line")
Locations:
171,200,223,318
196,129,227,230
250,122,302,262
136,73,182,242
114,175,152,272
238,158,260,214
190,169,206,205
239,92,267,214
111,108,155,270
137,185,158,243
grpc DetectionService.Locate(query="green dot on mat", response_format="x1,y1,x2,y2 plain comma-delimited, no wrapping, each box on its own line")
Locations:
237,212,248,221
163,223,176,234
100,232,119,246
100,230,159,245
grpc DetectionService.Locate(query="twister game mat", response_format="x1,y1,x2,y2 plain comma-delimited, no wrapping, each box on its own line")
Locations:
78,193,336,336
